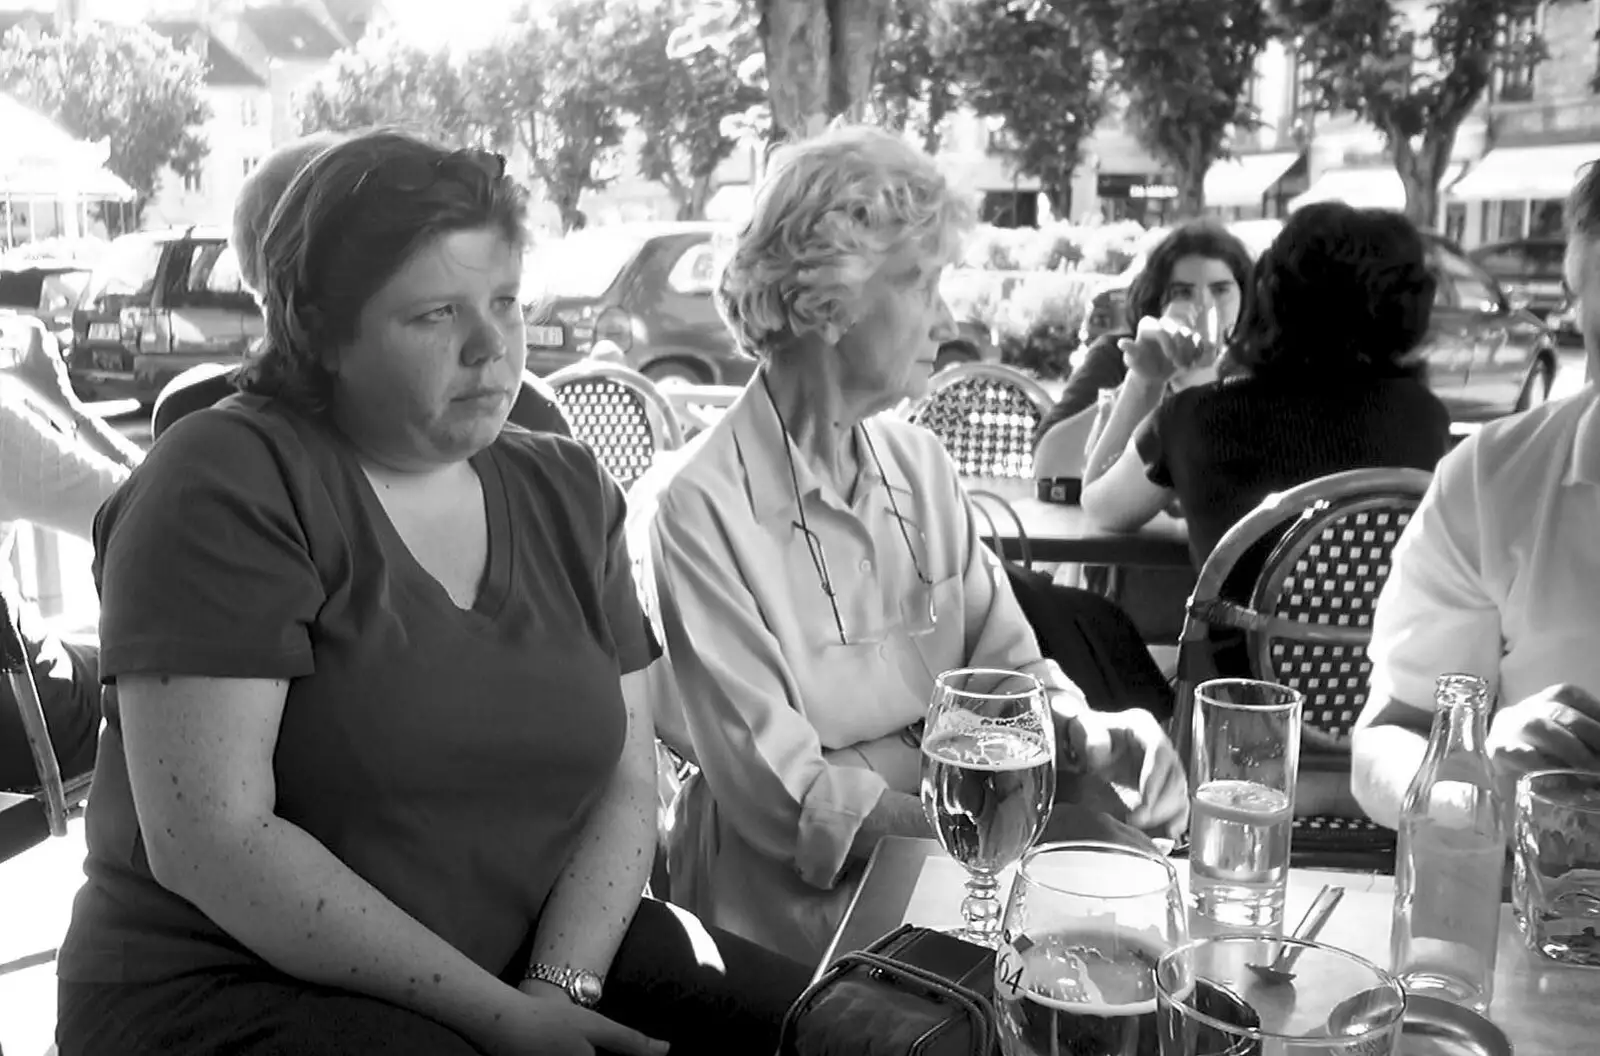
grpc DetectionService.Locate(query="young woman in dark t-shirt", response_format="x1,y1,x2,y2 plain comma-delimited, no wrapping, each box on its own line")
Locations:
55,130,807,1056
1081,202,1451,568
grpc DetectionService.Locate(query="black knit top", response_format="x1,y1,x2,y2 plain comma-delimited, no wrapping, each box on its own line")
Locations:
1133,373,1452,568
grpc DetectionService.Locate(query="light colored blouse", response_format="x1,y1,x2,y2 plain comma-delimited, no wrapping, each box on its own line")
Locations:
628,379,1078,962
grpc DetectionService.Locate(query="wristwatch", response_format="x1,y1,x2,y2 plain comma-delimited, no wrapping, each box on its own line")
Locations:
523,963,604,1008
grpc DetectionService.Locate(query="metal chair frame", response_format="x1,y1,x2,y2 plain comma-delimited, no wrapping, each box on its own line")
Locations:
0,589,91,850
907,363,1052,480
546,361,684,487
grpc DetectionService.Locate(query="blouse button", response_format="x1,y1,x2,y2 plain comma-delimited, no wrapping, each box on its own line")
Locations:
859,559,873,572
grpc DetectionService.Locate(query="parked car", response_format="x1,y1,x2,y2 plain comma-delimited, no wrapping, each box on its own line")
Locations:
522,221,994,387
1469,238,1579,347
68,227,260,407
0,260,91,345
1079,225,1555,422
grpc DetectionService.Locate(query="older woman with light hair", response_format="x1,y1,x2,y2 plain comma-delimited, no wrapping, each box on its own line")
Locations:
629,125,1188,963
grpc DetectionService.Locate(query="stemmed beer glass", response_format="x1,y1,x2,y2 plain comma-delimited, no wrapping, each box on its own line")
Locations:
920,668,1056,947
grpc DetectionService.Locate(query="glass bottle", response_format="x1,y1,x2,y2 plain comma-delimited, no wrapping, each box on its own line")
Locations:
1391,673,1507,1013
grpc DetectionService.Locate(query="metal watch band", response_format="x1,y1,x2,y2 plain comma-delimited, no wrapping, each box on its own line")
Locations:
522,963,603,1008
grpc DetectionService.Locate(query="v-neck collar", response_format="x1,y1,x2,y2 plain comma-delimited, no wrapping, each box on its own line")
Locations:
341,438,513,621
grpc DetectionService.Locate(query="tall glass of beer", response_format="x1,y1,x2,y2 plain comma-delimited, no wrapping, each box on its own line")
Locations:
995,841,1187,1056
921,668,1055,947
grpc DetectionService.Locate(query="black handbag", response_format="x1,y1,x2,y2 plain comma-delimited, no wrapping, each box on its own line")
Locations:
778,925,999,1056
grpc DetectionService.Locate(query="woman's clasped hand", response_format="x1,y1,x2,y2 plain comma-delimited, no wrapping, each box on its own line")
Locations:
1119,301,1222,391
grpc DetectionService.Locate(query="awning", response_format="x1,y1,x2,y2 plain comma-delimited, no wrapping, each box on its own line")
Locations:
1290,162,1466,212
1203,152,1302,208
1449,142,1600,201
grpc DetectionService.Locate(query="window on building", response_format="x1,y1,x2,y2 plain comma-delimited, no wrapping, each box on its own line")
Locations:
1494,7,1539,102
1529,199,1564,239
242,157,260,178
1444,202,1468,245
241,95,261,126
1498,198,1528,240
984,119,1016,156
182,169,203,194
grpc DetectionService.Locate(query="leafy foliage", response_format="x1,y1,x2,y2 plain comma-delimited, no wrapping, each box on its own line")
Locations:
296,28,498,148
0,21,210,222
467,0,629,231
871,0,960,152
614,0,764,219
1075,0,1271,215
950,0,1110,220
1278,0,1545,225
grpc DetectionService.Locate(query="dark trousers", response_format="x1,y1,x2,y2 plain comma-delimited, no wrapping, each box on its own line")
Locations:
57,897,812,1056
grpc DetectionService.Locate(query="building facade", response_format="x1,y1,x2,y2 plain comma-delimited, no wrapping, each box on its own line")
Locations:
1449,0,1600,248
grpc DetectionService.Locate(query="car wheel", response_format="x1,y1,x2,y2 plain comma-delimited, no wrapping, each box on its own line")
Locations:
643,360,709,391
1515,356,1555,412
935,342,978,372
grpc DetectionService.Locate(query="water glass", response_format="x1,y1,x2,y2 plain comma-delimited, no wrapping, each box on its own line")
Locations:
921,668,1056,947
995,842,1187,1056
1156,936,1407,1056
1188,679,1304,931
1513,768,1600,966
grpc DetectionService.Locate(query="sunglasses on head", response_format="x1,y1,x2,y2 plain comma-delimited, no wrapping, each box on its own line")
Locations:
347,148,508,199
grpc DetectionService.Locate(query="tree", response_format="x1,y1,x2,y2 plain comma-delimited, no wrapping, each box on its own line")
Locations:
614,0,764,219
1277,0,1545,228
949,0,1111,220
297,30,497,149
1078,0,1271,216
872,0,960,153
467,0,628,231
672,0,891,143
0,21,209,225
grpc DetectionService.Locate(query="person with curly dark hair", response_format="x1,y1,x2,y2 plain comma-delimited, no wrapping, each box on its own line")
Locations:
1034,220,1255,444
1080,201,1451,567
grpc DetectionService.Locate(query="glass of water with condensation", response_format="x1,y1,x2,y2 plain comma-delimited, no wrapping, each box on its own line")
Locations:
1188,679,1304,933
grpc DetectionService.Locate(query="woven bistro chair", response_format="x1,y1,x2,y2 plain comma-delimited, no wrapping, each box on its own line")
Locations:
908,363,1052,480
1171,467,1433,872
0,588,92,864
547,361,683,489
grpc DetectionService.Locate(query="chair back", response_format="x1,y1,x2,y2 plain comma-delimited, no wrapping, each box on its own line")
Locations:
0,589,90,857
1170,467,1430,869
153,367,571,441
908,363,1052,479
1173,467,1431,754
547,361,683,488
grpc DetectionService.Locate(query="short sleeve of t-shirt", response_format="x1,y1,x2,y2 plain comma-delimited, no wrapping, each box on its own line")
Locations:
93,409,325,681
1133,394,1179,490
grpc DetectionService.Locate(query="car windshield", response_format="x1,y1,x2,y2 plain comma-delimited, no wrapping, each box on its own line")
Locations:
524,230,647,300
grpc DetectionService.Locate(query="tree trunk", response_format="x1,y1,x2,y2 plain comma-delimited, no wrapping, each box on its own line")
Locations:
681,172,715,220
1394,128,1456,232
757,0,829,142
1175,164,1206,220
553,187,585,232
827,0,888,122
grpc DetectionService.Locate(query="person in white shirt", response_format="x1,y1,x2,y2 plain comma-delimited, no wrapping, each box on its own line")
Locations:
1351,162,1600,829
630,125,1186,963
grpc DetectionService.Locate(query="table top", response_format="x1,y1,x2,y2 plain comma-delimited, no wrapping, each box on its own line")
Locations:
961,477,1191,568
822,836,1600,1052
